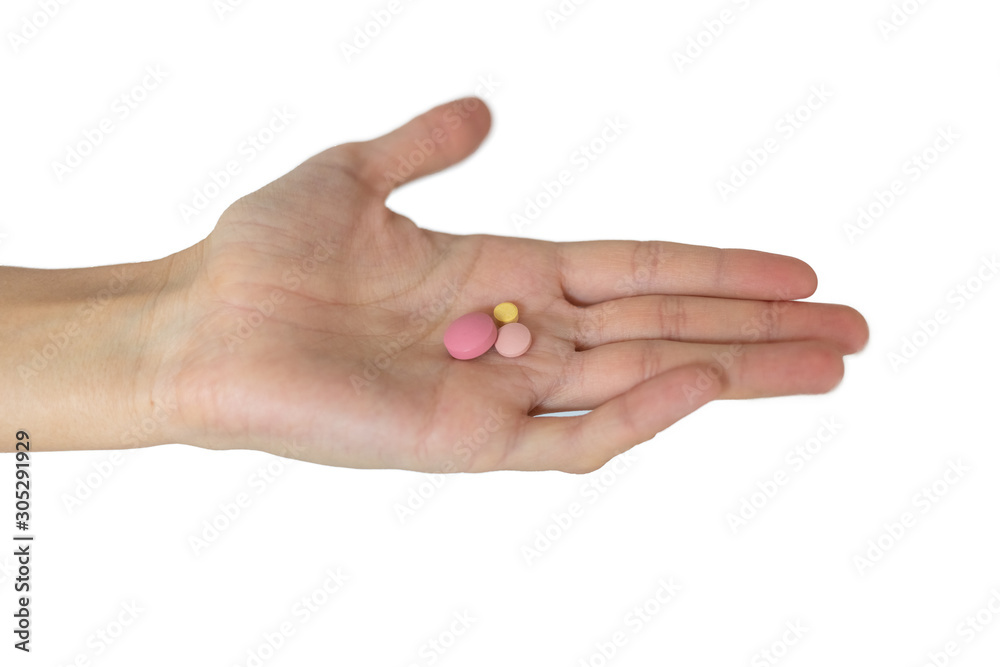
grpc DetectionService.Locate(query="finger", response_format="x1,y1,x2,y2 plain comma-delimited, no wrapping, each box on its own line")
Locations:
504,364,721,473
556,240,818,303
573,296,869,354
352,97,492,198
541,340,844,413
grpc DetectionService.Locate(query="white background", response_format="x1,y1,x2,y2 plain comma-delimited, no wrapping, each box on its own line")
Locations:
2,0,999,665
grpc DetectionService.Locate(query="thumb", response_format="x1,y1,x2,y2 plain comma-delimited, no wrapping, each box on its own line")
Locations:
354,97,492,199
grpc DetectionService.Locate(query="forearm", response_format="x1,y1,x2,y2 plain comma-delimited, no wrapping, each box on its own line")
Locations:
0,252,194,453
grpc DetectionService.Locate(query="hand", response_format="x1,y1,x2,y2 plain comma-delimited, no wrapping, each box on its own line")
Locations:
158,97,868,473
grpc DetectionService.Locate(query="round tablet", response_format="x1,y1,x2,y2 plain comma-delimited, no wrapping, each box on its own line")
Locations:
494,322,532,358
493,302,519,325
443,312,498,360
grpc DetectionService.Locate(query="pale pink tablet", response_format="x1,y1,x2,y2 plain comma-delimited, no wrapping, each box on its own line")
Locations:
443,312,498,360
495,322,532,358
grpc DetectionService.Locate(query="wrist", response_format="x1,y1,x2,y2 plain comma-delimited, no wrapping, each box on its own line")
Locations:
0,245,202,452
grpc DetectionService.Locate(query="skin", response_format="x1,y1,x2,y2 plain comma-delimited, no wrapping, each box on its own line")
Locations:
0,97,868,473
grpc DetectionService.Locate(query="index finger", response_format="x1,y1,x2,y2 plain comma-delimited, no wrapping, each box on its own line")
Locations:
555,240,818,305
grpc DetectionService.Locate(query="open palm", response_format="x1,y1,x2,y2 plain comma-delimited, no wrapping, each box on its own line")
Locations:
164,98,868,473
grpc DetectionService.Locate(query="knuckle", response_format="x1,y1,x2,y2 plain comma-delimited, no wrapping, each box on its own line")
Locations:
657,296,685,340
625,241,665,295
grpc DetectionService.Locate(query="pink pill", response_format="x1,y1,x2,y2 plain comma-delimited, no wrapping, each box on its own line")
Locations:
495,322,532,358
443,312,498,360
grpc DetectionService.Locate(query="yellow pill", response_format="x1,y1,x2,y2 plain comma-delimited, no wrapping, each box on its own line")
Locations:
493,302,519,325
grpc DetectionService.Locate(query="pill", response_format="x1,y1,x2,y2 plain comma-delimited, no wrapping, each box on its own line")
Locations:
494,322,532,358
443,312,498,360
493,302,519,325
